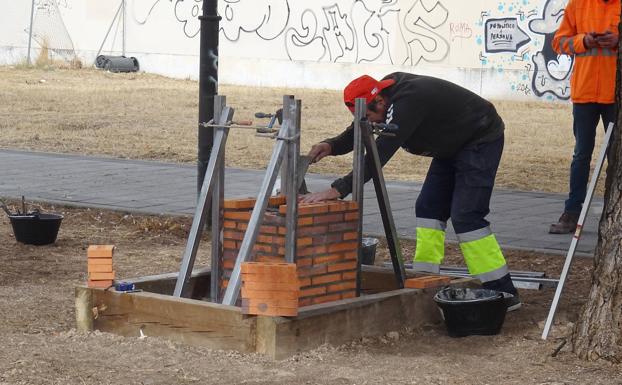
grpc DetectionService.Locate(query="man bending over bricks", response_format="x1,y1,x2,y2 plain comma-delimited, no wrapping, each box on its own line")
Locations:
301,72,520,311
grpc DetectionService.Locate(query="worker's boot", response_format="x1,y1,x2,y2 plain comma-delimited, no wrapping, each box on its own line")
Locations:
482,273,521,312
549,212,579,234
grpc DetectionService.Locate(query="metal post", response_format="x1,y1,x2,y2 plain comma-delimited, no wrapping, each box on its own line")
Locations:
174,98,233,298
541,123,614,340
122,0,126,56
362,128,406,288
280,96,295,196
197,0,221,197
352,98,366,295
95,1,124,62
222,122,290,305
284,99,301,263
27,0,36,65
210,96,226,302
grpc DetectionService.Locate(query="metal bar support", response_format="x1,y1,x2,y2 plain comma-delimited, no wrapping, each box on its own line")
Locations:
361,122,407,288
222,121,291,305
27,0,36,65
173,97,233,298
284,99,301,263
122,0,126,56
542,122,614,340
352,98,366,295
280,96,295,196
210,96,226,302
95,0,124,61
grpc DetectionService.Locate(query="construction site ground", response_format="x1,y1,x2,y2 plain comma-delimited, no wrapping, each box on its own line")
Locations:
1,203,620,385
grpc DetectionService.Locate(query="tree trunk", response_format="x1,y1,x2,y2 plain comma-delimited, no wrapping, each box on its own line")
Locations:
571,20,622,362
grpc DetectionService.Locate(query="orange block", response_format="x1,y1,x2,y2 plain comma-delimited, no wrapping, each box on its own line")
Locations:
88,271,115,280
405,276,451,289
88,279,113,289
242,281,299,291
88,245,115,259
241,298,298,309
241,298,298,317
241,288,299,300
88,264,113,273
87,258,113,266
241,262,296,274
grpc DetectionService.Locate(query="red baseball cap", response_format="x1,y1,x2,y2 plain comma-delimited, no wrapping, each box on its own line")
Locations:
343,75,395,112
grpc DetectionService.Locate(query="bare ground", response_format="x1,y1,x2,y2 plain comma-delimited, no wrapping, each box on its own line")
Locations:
0,66,608,194
0,201,619,385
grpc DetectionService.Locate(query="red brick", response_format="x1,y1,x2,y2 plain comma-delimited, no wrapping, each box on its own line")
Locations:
327,280,357,292
256,256,285,263
312,233,343,244
298,297,313,307
260,225,278,234
312,293,342,304
87,280,113,289
344,212,360,221
238,222,248,231
223,220,237,229
341,291,356,299
87,245,115,259
311,273,341,285
243,281,299,291
344,251,358,260
269,195,287,206
297,264,327,277
297,245,328,257
223,259,235,269
297,237,313,247
405,276,451,289
313,254,342,265
300,286,326,297
342,271,357,280
296,257,313,267
87,258,113,266
343,231,358,240
88,264,113,273
327,201,350,212
223,240,237,249
291,203,329,215
223,211,251,220
328,222,358,232
241,289,299,301
327,261,358,273
328,242,358,253
298,225,329,236
223,230,244,241
223,198,255,209
298,277,311,287
313,213,344,224
88,271,115,280
297,217,313,226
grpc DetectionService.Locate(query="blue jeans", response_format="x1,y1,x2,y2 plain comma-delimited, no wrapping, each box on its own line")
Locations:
565,103,616,214
416,135,504,234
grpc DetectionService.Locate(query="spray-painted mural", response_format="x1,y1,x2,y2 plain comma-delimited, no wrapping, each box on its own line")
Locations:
1,0,575,101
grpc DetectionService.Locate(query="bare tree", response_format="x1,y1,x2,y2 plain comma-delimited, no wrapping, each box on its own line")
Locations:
571,25,622,362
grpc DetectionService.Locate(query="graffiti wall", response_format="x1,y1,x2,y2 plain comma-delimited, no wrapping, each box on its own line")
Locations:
0,0,573,101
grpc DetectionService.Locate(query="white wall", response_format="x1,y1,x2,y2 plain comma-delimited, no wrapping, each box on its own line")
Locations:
0,0,572,101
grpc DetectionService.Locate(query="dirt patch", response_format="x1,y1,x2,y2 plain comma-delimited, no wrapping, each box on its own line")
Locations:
0,201,619,384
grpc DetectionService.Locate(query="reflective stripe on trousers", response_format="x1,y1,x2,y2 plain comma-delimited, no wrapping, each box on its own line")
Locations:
413,218,446,274
457,226,508,283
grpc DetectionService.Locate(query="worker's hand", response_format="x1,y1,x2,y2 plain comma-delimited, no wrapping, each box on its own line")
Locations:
308,142,332,163
596,31,619,48
299,188,341,203
584,32,599,49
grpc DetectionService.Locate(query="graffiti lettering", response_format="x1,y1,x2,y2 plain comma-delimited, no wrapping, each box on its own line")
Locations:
450,22,473,41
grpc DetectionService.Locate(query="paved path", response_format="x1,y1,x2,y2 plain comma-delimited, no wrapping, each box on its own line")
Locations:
0,149,602,256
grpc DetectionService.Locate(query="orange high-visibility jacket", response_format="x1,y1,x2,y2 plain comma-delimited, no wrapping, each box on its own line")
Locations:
552,0,620,103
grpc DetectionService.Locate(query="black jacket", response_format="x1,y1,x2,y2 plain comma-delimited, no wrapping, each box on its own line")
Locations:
324,72,504,198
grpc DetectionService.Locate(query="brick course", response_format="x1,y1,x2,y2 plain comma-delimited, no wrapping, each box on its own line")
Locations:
219,197,359,306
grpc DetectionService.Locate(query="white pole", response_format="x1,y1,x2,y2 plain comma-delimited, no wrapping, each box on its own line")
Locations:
122,0,126,56
27,0,36,65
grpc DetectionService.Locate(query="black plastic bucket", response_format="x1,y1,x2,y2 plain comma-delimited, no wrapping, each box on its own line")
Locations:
9,213,63,245
361,237,379,265
434,287,507,337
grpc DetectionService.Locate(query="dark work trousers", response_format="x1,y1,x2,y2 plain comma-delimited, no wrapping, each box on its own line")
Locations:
415,135,504,234
565,103,616,214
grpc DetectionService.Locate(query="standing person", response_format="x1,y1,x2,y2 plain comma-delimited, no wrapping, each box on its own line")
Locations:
302,72,520,311
549,0,619,234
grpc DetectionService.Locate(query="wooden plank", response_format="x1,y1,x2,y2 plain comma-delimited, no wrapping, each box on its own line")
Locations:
87,287,257,353
268,289,441,359
75,287,94,331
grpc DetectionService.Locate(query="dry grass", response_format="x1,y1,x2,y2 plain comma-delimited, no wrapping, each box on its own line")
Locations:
0,66,607,193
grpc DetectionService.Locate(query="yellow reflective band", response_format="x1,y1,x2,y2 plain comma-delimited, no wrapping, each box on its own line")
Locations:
460,234,507,276
414,227,445,265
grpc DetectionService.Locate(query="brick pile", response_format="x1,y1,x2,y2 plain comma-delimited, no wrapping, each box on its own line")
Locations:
240,262,299,317
221,197,360,307
87,245,115,288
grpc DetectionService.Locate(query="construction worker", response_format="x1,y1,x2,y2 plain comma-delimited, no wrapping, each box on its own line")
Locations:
302,72,520,311
549,0,619,234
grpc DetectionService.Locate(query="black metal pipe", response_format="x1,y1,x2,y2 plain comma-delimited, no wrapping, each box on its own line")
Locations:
198,0,221,196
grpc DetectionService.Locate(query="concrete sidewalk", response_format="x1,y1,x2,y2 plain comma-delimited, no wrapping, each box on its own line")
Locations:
0,149,602,256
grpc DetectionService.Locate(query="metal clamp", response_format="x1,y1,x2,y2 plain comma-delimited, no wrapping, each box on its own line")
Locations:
275,133,301,142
